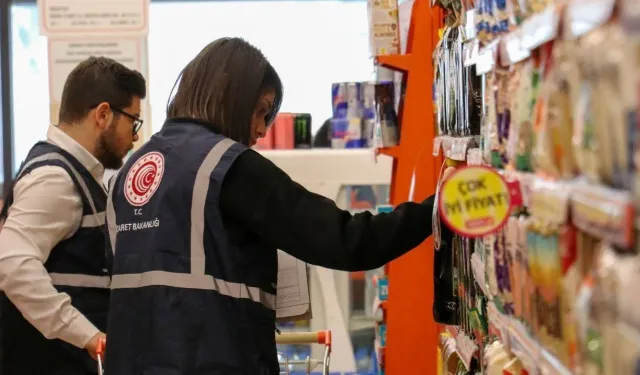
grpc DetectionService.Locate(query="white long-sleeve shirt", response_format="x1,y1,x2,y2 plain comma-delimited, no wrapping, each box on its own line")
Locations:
0,124,106,349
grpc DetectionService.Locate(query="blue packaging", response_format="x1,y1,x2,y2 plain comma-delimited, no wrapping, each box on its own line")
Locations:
377,277,388,301
378,323,387,347
331,82,348,119
361,82,376,147
331,118,349,149
345,118,365,148
331,116,365,148
331,82,366,148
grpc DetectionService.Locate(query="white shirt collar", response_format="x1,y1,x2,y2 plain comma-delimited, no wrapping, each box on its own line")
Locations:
46,124,105,185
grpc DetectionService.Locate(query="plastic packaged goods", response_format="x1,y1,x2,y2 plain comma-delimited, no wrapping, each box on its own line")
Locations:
433,2,640,375
256,113,313,150
483,71,500,165
434,26,483,138
508,60,535,171
373,81,399,148
531,40,578,179
367,0,400,56
330,81,398,149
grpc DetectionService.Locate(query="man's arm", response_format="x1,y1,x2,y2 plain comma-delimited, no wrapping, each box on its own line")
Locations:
0,167,100,348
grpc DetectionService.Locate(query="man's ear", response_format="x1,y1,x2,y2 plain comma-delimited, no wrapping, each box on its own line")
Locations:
93,102,113,129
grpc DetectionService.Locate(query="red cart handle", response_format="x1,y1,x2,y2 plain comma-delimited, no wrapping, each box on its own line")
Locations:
275,330,332,352
96,338,106,357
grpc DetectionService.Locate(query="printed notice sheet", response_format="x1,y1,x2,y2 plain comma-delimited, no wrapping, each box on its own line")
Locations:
276,250,311,321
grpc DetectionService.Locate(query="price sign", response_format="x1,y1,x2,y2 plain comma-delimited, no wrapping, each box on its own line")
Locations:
377,277,389,301
378,323,387,347
438,166,512,237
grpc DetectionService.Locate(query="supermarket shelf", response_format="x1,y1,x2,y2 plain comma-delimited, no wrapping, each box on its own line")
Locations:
488,302,572,375
377,145,401,159
375,53,413,72
444,325,476,370
259,149,393,191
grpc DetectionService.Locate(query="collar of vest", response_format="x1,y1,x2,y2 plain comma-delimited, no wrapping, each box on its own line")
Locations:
164,117,219,133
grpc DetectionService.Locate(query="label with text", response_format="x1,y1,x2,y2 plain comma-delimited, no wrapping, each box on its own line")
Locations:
48,38,142,102
438,166,512,237
38,0,149,36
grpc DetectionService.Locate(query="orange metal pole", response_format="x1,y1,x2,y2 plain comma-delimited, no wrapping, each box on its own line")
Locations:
376,0,444,373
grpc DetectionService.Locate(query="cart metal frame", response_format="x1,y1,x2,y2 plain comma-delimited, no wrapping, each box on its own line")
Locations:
277,330,332,375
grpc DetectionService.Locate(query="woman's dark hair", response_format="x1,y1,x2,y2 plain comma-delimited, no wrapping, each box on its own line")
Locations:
166,38,283,145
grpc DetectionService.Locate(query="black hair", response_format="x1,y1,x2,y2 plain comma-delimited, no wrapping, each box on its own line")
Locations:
166,37,284,146
58,56,146,124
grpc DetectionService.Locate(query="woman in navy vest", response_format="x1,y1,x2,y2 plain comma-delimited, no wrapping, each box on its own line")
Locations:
105,37,444,375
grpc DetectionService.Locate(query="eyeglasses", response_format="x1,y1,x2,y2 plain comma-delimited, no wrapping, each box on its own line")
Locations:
89,103,143,135
112,107,144,135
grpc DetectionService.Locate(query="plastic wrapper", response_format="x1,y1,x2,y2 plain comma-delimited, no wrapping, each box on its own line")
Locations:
483,71,500,165
572,24,633,188
531,41,577,179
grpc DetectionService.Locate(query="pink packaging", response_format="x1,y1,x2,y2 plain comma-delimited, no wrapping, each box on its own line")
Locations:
273,113,294,149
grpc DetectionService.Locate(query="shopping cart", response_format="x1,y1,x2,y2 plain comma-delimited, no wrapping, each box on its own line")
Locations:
96,338,106,375
276,330,332,375
95,331,332,375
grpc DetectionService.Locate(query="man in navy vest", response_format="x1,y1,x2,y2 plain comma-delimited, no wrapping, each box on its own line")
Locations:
0,56,146,375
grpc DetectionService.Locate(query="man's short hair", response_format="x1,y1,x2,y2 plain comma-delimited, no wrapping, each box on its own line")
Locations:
58,56,147,124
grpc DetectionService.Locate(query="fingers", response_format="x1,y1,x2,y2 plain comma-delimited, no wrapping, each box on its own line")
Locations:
442,166,456,182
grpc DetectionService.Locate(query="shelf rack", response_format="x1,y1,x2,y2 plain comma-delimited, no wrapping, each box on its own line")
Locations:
375,0,445,373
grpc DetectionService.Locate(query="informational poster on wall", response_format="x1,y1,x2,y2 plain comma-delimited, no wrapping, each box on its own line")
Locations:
48,38,143,103
38,0,148,37
38,0,152,148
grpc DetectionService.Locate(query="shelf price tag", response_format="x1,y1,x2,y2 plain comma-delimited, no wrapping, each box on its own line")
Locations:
438,166,514,237
377,276,389,301
377,322,387,347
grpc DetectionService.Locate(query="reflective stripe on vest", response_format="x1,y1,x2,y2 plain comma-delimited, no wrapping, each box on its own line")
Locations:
17,151,111,289
108,138,277,311
50,273,111,288
81,211,105,228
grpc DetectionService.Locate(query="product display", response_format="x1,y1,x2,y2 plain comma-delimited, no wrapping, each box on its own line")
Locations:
430,1,640,375
19,0,640,372
330,81,399,149
254,112,313,150
367,0,401,56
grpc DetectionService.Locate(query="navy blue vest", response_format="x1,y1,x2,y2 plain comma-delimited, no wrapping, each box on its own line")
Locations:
0,141,110,375
105,121,279,375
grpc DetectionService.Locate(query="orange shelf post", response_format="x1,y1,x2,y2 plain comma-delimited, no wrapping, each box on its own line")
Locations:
377,0,444,374
375,54,413,72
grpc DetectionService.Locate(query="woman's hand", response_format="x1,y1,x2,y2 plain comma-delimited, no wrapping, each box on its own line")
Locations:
442,166,456,182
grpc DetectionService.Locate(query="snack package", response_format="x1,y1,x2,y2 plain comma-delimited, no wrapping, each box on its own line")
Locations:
511,59,536,171
512,215,529,322
483,71,501,166
572,25,621,185
495,68,511,167
579,244,620,375
495,223,514,314
532,41,577,179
